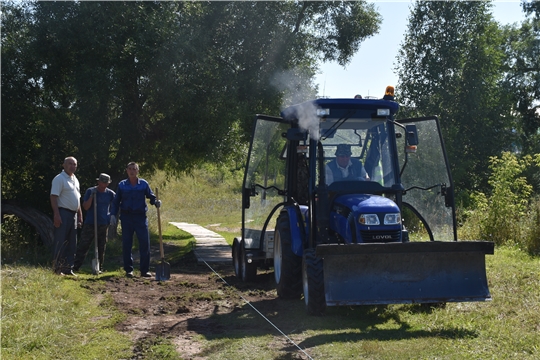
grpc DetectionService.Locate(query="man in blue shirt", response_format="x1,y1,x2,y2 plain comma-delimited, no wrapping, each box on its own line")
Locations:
73,173,116,273
110,162,161,278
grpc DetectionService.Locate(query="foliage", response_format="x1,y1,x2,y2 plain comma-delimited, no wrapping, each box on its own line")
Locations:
460,151,540,253
1,0,381,215
500,2,540,191
396,1,517,195
524,196,540,254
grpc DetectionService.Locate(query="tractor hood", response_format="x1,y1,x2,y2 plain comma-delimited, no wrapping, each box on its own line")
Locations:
334,194,399,214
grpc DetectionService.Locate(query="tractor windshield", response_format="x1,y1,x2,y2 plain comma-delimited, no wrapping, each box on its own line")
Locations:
319,121,396,187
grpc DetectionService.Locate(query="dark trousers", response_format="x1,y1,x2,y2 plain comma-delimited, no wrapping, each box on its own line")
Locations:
74,223,108,271
53,208,77,273
121,213,150,274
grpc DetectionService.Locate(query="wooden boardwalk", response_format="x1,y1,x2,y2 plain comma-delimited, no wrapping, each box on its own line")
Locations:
169,222,232,264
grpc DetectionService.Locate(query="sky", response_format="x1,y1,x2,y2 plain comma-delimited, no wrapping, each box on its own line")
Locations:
314,0,529,99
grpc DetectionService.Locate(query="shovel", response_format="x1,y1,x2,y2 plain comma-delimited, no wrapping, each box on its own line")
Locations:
91,189,100,275
155,188,170,281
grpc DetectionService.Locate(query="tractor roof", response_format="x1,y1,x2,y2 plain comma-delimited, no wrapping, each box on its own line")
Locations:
281,98,399,122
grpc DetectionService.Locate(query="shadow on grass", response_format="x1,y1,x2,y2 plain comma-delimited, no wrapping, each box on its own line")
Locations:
77,238,479,358
157,253,480,356
182,292,479,359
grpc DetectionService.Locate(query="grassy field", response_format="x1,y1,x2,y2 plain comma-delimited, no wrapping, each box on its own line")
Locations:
181,246,539,360
1,265,133,359
2,244,538,359
2,168,539,359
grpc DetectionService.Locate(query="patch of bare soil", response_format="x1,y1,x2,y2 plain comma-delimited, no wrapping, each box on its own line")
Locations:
99,244,282,359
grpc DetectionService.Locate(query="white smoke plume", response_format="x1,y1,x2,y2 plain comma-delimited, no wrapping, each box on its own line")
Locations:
271,68,321,140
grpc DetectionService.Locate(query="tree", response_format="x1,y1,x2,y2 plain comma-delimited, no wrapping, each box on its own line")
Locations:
396,0,516,196
1,1,381,214
501,1,540,161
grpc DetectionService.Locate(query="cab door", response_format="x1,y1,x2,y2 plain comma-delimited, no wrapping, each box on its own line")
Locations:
396,116,457,241
241,115,290,246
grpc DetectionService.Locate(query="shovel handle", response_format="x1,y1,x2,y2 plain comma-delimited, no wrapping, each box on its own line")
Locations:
93,189,99,274
156,188,164,259
94,190,98,254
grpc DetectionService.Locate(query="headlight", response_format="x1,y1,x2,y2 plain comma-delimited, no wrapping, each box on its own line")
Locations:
384,213,401,225
317,108,330,116
359,214,380,225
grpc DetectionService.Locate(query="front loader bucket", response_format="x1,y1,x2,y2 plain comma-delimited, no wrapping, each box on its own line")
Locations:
317,241,494,306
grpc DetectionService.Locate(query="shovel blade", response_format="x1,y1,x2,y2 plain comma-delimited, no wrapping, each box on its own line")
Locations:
317,241,494,306
155,260,171,281
91,259,100,276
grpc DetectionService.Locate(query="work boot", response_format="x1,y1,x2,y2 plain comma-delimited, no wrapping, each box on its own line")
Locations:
60,270,78,277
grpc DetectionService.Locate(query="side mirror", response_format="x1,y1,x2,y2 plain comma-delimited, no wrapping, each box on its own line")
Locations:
406,125,419,146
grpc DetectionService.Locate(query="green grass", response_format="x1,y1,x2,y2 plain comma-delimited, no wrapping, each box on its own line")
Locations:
149,223,196,264
1,266,132,360
183,246,540,359
133,337,183,360
147,166,243,229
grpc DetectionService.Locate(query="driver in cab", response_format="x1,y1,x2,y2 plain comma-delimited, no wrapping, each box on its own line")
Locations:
326,144,370,185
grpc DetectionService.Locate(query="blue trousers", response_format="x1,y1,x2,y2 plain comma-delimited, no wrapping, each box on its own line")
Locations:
53,208,78,273
120,213,150,274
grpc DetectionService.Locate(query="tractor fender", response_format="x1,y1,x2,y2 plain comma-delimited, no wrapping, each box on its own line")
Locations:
284,205,308,257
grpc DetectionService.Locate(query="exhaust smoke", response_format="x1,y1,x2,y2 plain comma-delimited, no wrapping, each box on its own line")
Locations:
271,69,320,141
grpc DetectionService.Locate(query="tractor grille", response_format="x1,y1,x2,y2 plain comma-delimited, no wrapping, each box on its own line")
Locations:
360,230,401,243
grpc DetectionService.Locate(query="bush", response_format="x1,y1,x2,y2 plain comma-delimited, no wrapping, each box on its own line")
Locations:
459,152,540,253
523,196,540,254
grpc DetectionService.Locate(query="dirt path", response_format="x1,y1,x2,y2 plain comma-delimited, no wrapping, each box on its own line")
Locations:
99,244,284,359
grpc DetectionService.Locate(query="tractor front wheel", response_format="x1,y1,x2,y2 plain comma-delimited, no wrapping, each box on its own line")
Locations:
274,212,302,299
302,248,326,315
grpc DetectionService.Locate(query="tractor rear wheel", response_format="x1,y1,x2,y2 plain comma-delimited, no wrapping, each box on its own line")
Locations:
302,248,326,315
232,238,242,278
274,212,302,299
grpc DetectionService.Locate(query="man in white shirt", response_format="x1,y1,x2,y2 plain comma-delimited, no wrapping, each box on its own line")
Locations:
50,156,83,276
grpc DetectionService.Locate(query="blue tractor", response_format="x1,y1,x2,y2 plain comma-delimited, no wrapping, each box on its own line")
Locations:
232,87,494,315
